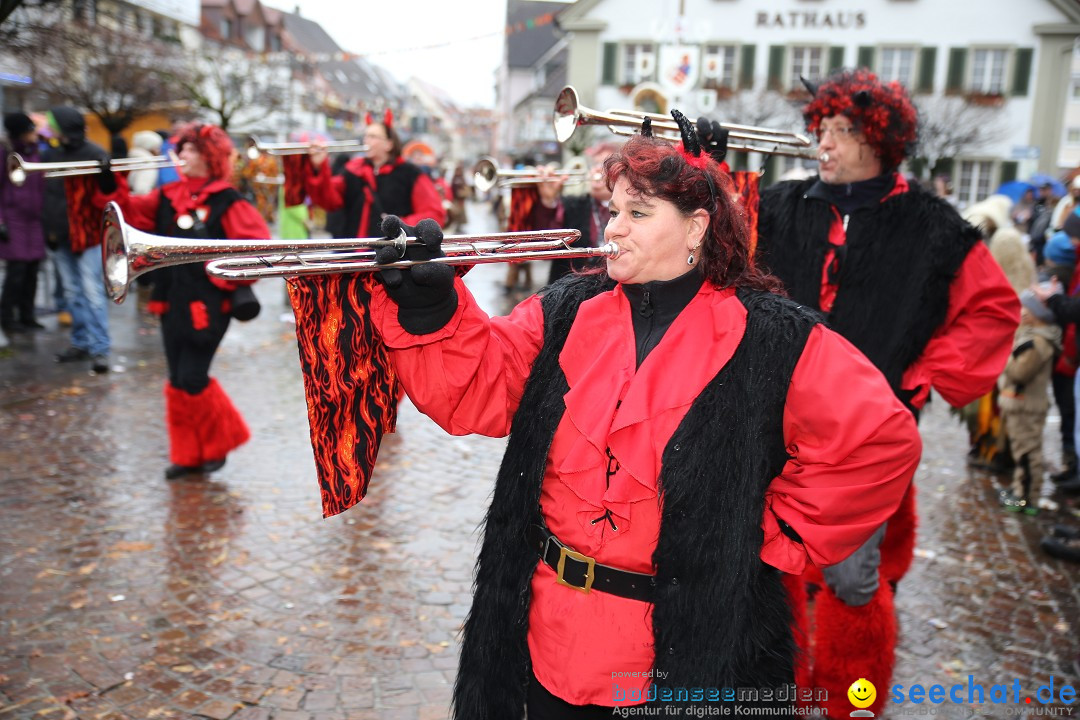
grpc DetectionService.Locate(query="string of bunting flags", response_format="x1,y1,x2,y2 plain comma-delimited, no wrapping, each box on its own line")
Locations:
260,10,558,64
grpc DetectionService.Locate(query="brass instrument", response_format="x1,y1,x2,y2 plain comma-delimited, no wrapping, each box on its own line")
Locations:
472,156,589,193
7,152,184,187
102,203,619,299
552,85,818,160
246,136,368,160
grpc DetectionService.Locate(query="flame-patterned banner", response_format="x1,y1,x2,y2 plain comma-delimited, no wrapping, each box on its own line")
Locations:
66,175,103,254
287,273,399,517
730,170,761,256
281,154,308,208
506,185,539,233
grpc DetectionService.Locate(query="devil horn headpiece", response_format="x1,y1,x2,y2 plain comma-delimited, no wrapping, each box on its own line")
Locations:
640,116,653,137
800,75,819,97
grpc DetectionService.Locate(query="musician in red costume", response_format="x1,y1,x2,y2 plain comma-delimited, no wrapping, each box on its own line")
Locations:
755,68,1020,717
365,113,922,719
304,110,446,237
99,123,270,479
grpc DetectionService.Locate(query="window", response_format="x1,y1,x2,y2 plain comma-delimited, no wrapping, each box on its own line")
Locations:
220,17,232,39
246,24,264,51
1071,77,1080,101
1067,128,1080,145
957,160,994,206
703,44,737,88
789,46,825,89
970,48,1007,94
879,47,916,87
778,155,817,178
623,43,656,84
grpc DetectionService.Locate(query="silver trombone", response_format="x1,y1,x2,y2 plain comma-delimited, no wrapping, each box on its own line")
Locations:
102,203,619,300
7,152,184,187
246,136,368,160
552,85,818,160
472,156,589,193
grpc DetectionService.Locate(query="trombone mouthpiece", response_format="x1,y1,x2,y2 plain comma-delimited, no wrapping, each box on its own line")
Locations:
819,152,830,164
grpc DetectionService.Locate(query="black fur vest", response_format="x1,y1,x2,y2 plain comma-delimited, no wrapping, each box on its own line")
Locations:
342,160,423,237
757,178,979,406
452,273,820,718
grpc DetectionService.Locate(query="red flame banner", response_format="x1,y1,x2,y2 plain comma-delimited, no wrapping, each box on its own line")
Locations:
281,154,308,208
287,273,399,517
66,175,103,254
730,170,761,256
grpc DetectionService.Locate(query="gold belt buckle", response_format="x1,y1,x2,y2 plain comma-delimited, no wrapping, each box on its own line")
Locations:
555,545,596,593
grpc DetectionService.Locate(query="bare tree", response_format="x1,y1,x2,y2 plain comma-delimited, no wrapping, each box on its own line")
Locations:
714,89,804,136
179,47,290,133
5,3,191,134
913,96,1009,179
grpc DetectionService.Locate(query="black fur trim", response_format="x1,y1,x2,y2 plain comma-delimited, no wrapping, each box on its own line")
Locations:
756,178,979,408
452,276,818,718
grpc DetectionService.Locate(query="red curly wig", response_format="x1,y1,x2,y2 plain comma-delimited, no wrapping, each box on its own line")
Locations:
603,135,781,293
174,123,235,181
802,67,918,171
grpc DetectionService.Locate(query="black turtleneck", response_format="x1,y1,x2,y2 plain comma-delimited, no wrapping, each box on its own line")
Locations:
621,267,704,368
806,171,896,216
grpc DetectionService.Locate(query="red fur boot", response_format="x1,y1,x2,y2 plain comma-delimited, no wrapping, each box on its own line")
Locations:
810,581,897,718
781,572,811,693
164,379,250,470
880,485,918,584
196,378,250,463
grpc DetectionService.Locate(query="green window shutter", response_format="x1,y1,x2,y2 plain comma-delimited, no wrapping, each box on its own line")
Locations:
935,158,955,180
857,46,875,71
945,47,967,94
731,152,749,172
767,45,785,91
908,158,925,180
739,44,756,90
828,46,845,74
999,161,1018,184
1011,48,1033,97
602,42,618,85
917,47,937,93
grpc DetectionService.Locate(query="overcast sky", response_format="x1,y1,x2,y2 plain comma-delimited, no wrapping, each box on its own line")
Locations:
293,0,515,108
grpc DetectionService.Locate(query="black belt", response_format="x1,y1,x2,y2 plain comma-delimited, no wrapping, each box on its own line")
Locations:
527,523,654,603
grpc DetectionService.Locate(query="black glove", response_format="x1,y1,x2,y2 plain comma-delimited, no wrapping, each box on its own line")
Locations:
696,117,730,165
375,215,457,335
0,223,8,243
97,158,117,194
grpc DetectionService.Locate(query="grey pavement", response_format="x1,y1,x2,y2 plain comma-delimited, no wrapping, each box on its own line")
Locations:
1,200,1077,720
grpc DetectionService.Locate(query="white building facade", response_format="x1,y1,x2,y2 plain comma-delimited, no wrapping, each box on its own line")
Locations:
550,0,1080,202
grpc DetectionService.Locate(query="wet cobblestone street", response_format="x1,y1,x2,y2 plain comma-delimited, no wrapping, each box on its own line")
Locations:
1,201,1077,720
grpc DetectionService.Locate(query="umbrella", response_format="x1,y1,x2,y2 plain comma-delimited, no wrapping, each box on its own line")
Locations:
1028,173,1066,197
995,180,1035,204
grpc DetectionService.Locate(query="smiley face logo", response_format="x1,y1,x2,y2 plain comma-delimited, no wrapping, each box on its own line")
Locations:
847,678,877,709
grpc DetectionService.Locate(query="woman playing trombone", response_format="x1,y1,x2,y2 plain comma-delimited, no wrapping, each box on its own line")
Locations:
367,113,921,718
98,123,270,480
304,110,446,237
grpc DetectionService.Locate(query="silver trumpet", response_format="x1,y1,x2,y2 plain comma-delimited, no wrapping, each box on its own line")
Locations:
101,202,619,301
552,85,819,160
246,136,368,160
472,155,589,193
7,152,184,187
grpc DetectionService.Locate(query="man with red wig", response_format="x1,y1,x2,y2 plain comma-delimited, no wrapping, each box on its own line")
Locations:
99,123,270,480
755,68,1020,716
